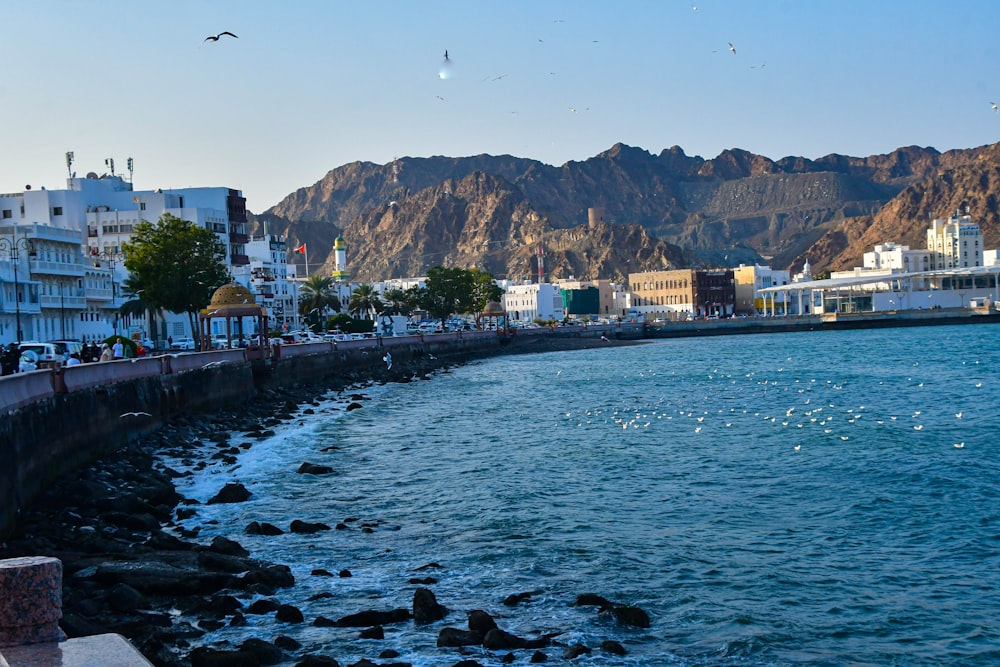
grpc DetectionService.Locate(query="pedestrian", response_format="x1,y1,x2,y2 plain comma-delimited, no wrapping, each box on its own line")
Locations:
99,343,113,362
136,342,147,357
0,344,14,376
86,342,100,362
66,353,82,366
112,337,124,360
168,335,173,348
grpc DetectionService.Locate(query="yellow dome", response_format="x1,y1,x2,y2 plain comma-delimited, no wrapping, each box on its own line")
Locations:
209,283,257,308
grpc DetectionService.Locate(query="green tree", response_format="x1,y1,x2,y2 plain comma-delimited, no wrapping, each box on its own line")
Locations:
381,288,411,316
348,284,384,319
122,213,230,343
298,275,341,331
419,265,476,322
469,268,504,317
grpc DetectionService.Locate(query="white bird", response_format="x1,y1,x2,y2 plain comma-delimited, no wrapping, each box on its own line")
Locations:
954,442,965,448
383,353,392,370
120,411,151,418
204,31,238,42
794,444,801,451
993,102,998,113
913,425,923,431
955,412,963,419
728,42,736,55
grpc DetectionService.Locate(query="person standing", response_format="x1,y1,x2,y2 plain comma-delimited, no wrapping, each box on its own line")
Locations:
100,343,113,362
112,337,125,360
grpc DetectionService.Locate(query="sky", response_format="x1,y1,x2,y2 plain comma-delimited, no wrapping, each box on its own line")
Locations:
3,1,1000,214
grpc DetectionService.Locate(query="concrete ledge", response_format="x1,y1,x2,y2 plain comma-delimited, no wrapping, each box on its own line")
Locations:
0,633,152,667
0,373,55,415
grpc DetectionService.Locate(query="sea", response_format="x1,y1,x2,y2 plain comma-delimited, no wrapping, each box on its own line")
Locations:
165,324,1000,666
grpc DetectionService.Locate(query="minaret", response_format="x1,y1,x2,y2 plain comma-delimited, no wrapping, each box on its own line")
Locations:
332,236,350,282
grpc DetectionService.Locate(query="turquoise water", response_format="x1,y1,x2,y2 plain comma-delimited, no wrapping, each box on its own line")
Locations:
169,325,1000,665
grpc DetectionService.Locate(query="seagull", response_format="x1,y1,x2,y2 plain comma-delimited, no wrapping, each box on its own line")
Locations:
728,42,736,55
794,444,801,451
383,353,392,370
120,412,151,418
993,102,998,113
202,361,223,369
443,49,450,61
204,31,238,42
954,442,965,449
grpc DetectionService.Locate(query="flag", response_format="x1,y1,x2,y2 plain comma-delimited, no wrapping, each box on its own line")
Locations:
294,243,306,254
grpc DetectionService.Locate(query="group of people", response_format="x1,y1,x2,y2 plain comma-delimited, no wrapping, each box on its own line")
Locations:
0,337,149,375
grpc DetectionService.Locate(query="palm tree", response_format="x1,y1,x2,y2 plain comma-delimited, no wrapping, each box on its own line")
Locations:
348,284,383,320
381,288,411,316
299,275,341,331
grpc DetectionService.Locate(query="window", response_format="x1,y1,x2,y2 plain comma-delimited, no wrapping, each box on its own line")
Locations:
1,210,10,219
53,207,63,216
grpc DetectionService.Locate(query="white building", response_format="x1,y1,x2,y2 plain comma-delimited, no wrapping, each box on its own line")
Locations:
927,210,983,270
0,168,257,345
863,242,931,273
733,264,792,315
503,282,564,323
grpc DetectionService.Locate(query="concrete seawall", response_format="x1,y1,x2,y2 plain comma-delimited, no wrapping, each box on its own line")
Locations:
0,324,642,541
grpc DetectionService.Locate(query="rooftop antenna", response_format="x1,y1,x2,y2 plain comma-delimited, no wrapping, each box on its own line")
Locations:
105,157,115,176
65,151,74,178
127,157,134,184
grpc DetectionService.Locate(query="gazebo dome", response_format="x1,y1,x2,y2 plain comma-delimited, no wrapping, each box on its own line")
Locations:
209,283,257,308
482,301,506,316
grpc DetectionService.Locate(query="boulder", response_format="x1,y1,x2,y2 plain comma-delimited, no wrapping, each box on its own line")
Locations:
335,608,411,627
412,587,447,624
207,483,251,504
290,520,331,534
297,462,335,475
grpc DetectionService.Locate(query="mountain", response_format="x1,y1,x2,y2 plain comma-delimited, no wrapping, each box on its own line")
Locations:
251,142,999,281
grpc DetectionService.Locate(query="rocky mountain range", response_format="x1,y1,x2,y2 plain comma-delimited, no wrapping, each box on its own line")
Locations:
251,141,1000,282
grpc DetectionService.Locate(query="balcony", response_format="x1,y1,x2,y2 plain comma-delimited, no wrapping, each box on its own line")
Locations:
229,232,249,245
230,254,250,266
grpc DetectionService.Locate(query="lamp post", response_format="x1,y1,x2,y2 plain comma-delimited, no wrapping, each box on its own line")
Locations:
0,229,35,343
93,249,123,336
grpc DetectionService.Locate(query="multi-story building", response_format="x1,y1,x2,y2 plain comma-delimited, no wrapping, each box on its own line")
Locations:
503,282,565,323
863,242,931,273
629,268,736,320
0,169,254,345
732,264,792,315
927,210,983,270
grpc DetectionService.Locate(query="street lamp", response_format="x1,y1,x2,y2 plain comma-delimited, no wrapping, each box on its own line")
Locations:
93,249,123,336
0,229,36,343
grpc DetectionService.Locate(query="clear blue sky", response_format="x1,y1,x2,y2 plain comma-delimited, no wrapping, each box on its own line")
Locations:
3,1,999,213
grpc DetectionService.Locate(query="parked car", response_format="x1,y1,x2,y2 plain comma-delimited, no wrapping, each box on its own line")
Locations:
48,340,84,361
17,342,64,369
171,337,197,351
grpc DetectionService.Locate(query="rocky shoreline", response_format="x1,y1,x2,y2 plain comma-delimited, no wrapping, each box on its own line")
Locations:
0,337,650,666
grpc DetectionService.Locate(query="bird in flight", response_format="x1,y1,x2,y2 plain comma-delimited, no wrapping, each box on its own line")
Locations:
120,411,151,418
443,49,450,61
992,102,998,113
728,42,736,55
204,31,238,42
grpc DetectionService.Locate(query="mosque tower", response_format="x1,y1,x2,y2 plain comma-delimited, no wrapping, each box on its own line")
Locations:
332,236,350,282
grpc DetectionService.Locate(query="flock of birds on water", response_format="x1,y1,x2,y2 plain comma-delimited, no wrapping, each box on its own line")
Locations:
555,358,987,453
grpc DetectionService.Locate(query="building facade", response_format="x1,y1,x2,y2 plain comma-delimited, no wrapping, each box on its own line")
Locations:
927,210,983,270
503,282,565,323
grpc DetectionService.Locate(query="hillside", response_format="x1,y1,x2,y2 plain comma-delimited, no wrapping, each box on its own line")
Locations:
251,142,999,281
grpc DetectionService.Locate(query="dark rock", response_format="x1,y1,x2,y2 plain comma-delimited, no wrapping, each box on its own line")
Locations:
108,582,145,612
408,577,437,585
336,608,411,627
600,640,627,656
207,483,252,504
297,462,335,475
246,598,281,615
415,562,442,571
346,402,363,411
257,522,284,535
574,593,612,607
313,615,337,627
378,649,400,659
530,651,548,663
230,612,247,626
339,569,352,578
203,594,243,616
240,638,285,665
295,656,341,667
359,625,384,639
412,587,447,624
290,519,332,534
311,568,334,577
482,628,528,650
501,653,516,664
209,536,250,557
563,645,592,660
467,610,497,635
189,646,260,667
241,564,295,589
601,605,651,628
274,635,302,650
437,627,482,647
276,604,304,623
199,619,225,631
451,661,484,667
502,592,531,606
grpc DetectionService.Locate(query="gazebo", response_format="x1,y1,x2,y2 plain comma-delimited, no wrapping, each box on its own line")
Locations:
199,283,270,358
477,301,511,335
